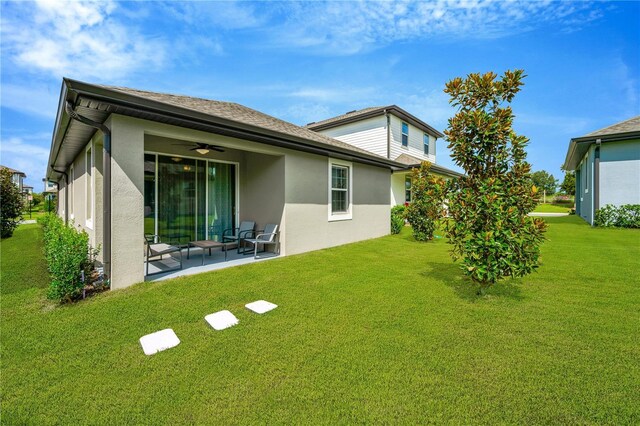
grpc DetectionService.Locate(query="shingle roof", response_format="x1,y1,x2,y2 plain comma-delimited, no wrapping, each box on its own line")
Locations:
305,105,444,138
99,85,386,160
582,115,640,138
305,106,385,128
394,154,463,177
0,165,26,177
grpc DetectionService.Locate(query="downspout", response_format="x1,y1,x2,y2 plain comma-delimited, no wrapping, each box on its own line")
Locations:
51,167,68,224
385,109,391,159
594,138,601,217
64,101,111,283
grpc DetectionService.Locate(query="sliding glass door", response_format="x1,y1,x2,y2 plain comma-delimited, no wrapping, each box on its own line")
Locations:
144,153,236,244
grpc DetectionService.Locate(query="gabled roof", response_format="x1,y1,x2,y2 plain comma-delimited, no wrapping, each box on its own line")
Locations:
48,79,410,180
305,105,444,138
394,153,463,178
0,165,26,177
563,116,640,170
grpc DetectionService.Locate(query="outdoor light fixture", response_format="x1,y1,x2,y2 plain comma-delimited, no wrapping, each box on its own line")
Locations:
195,148,210,155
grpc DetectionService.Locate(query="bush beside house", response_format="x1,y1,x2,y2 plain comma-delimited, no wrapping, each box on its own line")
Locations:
38,214,100,303
594,204,640,228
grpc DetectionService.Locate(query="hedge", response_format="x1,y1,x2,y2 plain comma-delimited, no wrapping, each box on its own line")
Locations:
38,214,91,303
594,204,640,228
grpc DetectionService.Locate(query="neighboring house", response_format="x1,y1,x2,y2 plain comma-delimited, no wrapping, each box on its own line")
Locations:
0,165,26,192
563,116,640,225
306,106,462,205
47,79,408,289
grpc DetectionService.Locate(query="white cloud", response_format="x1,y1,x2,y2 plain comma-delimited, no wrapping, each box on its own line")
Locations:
265,0,604,54
1,0,166,80
289,86,377,103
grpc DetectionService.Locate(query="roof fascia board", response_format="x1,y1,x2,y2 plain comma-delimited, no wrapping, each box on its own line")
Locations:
563,131,640,170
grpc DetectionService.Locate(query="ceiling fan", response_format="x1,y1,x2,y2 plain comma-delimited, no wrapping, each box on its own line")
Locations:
171,142,225,155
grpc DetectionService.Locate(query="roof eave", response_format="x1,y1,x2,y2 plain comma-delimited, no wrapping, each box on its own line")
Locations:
563,131,640,170
50,80,406,175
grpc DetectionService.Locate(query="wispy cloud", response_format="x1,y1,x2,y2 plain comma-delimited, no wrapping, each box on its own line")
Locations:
289,86,377,103
263,1,604,54
1,0,166,80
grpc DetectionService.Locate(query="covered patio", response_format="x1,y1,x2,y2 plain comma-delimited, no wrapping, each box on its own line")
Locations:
145,245,280,281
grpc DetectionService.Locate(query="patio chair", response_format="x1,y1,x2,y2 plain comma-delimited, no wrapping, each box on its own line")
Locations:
242,224,279,259
222,221,255,254
144,234,183,276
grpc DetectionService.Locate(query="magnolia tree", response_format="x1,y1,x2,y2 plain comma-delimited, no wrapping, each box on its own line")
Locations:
443,70,547,293
405,161,446,241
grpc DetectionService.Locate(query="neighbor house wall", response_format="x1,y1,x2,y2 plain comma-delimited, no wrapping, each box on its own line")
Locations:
389,115,436,164
317,116,388,158
599,139,640,207
391,172,409,206
576,146,596,224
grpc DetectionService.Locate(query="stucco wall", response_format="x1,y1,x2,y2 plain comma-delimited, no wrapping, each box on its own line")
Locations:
108,115,145,289
87,115,391,289
391,172,409,206
599,139,640,207
284,151,390,255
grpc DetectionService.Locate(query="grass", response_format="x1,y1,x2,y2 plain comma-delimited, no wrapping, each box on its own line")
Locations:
534,203,572,213
1,218,639,424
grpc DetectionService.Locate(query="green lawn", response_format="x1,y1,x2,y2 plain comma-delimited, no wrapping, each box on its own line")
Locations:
534,203,572,213
1,218,639,424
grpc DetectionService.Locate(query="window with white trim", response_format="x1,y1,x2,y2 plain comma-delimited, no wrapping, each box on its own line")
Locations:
69,164,74,218
328,159,352,221
423,133,430,155
405,176,412,202
401,122,409,146
86,144,93,227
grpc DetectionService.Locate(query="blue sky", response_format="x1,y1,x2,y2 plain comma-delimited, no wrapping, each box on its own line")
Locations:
1,0,638,190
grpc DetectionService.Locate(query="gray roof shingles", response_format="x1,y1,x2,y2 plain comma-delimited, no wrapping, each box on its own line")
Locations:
582,115,640,138
305,106,385,128
99,85,388,161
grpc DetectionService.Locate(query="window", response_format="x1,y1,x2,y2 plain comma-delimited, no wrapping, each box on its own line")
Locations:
328,159,352,221
405,176,412,202
69,164,74,218
423,133,430,155
401,122,409,146
86,144,93,227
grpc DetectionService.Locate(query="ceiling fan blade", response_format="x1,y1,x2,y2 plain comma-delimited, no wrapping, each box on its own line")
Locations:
211,146,225,152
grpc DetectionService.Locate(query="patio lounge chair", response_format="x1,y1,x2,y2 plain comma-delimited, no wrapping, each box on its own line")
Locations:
222,221,255,254
144,234,183,276
242,224,279,259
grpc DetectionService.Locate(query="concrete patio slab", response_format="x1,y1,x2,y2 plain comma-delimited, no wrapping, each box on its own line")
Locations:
145,247,280,282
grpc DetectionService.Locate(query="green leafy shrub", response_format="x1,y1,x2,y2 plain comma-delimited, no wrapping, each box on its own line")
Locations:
39,214,91,303
0,168,24,238
390,205,406,234
405,162,446,241
443,70,547,294
594,204,640,228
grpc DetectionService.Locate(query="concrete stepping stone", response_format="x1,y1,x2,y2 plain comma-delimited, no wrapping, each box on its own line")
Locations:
204,310,239,330
245,300,278,314
139,328,180,356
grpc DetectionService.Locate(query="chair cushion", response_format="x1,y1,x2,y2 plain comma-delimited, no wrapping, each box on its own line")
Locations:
149,243,180,256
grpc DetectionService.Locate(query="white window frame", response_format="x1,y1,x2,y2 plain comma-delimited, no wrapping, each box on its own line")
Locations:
328,158,353,221
405,175,412,203
69,164,74,219
401,122,409,147
423,133,430,155
85,142,94,229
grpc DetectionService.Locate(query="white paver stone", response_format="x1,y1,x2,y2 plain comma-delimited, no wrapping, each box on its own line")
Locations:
139,328,180,356
205,310,239,330
245,300,278,314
